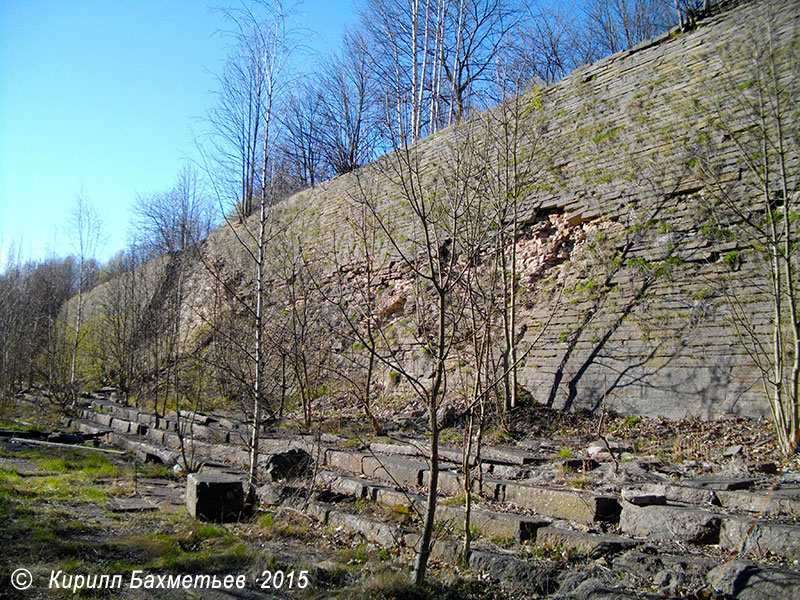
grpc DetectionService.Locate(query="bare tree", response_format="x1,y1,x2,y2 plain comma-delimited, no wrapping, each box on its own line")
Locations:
317,30,380,175
133,165,212,255
502,1,590,87
201,0,300,500
583,0,673,57
281,82,328,187
360,0,515,145
66,193,103,401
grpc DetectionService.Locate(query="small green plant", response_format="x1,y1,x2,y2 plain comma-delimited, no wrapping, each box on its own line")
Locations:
557,446,574,459
623,415,642,427
657,221,675,233
723,249,740,265
568,477,590,489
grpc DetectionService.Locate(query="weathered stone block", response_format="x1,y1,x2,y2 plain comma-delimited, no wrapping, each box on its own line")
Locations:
95,413,113,428
641,483,718,506
504,482,620,524
619,503,721,544
327,474,369,499
423,469,469,496
327,509,403,547
621,487,667,506
535,526,638,556
436,504,549,542
720,516,800,560
363,455,424,487
186,473,244,522
111,419,131,434
715,489,800,519
707,559,800,600
372,486,425,512
325,450,364,474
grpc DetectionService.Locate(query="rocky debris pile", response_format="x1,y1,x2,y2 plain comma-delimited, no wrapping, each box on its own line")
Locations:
66,395,800,598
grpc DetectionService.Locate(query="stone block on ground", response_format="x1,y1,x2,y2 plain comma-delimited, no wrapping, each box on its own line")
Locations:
715,489,800,519
327,509,403,548
707,559,800,600
424,469,471,496
685,476,755,491
621,487,666,506
535,526,639,557
619,503,721,544
372,486,425,512
720,516,800,561
403,533,460,561
324,473,369,499
468,550,561,596
587,439,632,458
504,482,620,524
263,448,311,481
641,482,718,506
362,454,425,487
186,473,245,522
325,450,364,474
436,504,549,542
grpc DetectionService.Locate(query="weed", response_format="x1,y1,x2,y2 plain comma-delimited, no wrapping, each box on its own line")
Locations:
557,446,574,459
623,415,642,427
568,477,590,489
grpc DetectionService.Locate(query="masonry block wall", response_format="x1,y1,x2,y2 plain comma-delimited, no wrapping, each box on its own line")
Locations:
108,0,798,421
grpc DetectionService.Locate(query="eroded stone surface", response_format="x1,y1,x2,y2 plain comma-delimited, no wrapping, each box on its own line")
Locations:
619,503,721,544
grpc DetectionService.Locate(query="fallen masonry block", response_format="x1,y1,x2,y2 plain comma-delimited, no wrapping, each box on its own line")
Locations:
325,450,364,474
111,419,132,434
438,443,545,466
641,482,718,506
423,469,474,496
481,445,548,466
468,550,560,596
108,432,178,466
720,516,800,561
324,473,370,499
686,476,755,491
263,448,311,481
535,526,638,557
73,421,111,438
371,485,425,513
327,508,405,548
619,503,721,545
715,489,800,519
621,488,667,506
146,428,165,445
94,413,114,428
707,559,800,600
403,533,460,561
436,504,549,542
503,482,620,524
613,548,719,582
362,455,425,487
161,431,181,449
481,477,507,501
369,441,420,458
304,500,333,524
186,473,244,522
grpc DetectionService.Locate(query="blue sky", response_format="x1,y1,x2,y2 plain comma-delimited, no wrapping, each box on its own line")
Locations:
0,0,356,266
